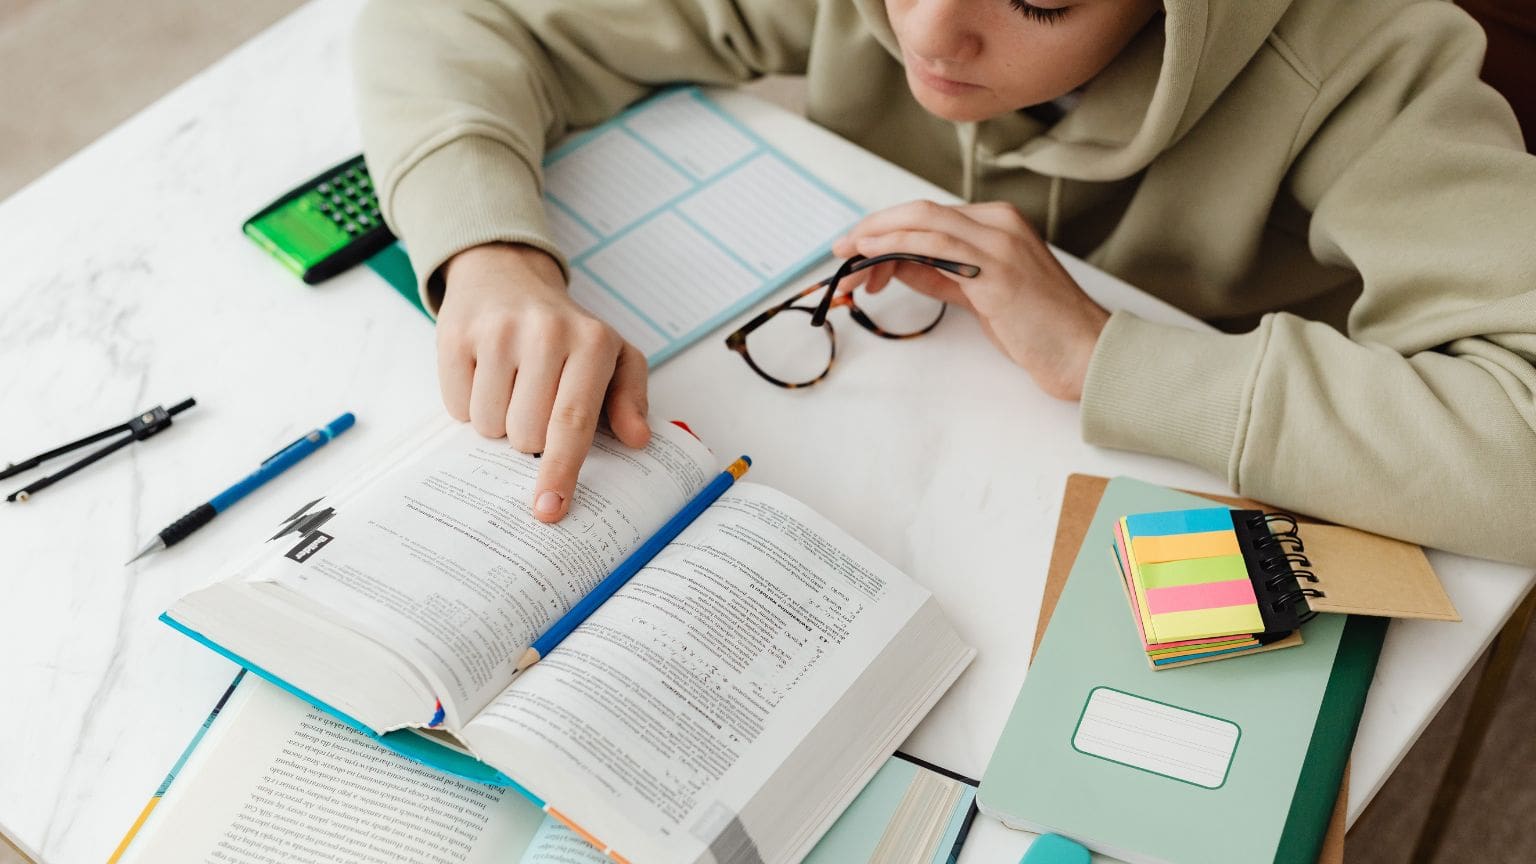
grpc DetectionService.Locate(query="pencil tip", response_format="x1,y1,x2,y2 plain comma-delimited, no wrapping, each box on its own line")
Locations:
126,538,161,565
513,647,541,674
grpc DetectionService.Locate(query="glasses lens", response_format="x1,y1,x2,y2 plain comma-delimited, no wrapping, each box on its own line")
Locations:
853,279,945,336
744,307,833,386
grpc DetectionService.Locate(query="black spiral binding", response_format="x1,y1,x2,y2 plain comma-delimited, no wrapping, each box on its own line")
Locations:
1254,532,1305,553
1246,512,1299,536
1231,510,1323,634
1271,588,1324,626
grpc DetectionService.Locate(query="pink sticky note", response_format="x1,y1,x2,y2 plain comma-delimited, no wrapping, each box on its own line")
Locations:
1145,578,1258,616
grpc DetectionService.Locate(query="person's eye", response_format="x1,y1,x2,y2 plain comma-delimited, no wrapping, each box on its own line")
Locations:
1007,0,1070,24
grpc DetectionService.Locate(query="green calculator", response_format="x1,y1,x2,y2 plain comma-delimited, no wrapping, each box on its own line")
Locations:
243,154,396,284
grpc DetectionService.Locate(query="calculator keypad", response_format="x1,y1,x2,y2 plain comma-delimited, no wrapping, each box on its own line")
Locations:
313,161,382,236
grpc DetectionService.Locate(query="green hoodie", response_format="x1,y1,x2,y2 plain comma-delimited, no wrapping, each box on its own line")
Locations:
354,0,1536,567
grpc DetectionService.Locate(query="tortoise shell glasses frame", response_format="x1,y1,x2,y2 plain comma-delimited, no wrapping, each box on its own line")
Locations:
724,253,981,388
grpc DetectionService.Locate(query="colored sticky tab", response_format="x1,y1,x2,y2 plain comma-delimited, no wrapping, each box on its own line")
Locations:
1148,637,1257,659
1125,507,1233,537
1139,554,1249,590
1146,579,1258,615
1152,644,1255,665
1116,519,1157,637
1132,529,1240,565
1146,632,1257,651
1113,539,1154,647
1150,603,1264,643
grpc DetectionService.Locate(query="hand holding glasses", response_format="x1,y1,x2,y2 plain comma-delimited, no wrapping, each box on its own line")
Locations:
725,253,980,388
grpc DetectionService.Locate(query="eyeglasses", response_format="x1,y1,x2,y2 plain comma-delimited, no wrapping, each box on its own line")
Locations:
724,253,980,388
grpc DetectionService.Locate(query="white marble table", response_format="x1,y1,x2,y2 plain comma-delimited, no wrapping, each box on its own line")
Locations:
1,1,1531,861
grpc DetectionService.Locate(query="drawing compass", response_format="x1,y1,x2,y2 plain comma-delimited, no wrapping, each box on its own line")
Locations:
4,398,196,502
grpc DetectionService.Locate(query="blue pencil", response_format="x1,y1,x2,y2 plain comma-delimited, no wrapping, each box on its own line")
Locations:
127,412,356,563
513,455,751,673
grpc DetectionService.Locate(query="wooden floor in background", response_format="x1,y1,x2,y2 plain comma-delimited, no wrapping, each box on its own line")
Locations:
0,0,310,200
3,1,1534,861
1,827,31,864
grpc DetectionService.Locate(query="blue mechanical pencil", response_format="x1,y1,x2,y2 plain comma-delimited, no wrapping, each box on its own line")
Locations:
127,412,355,563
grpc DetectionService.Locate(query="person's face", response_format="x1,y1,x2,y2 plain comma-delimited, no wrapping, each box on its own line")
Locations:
885,0,1162,122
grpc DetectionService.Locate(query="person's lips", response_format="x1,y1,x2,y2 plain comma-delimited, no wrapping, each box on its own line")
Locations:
909,62,984,96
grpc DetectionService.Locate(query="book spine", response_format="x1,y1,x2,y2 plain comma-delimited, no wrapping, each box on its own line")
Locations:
1271,614,1389,864
107,672,245,863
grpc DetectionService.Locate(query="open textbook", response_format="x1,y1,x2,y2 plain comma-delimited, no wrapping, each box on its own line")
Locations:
163,419,974,864
113,674,979,864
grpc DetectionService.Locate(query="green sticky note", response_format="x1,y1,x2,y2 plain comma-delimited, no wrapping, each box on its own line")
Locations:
1139,554,1248,590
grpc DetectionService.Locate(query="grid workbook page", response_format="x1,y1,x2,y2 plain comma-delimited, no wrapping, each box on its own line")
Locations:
543,88,863,365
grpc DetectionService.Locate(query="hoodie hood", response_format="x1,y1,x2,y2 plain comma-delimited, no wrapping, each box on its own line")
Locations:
851,0,1297,181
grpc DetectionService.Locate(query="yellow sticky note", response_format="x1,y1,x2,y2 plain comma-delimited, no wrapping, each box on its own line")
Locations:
1149,603,1265,643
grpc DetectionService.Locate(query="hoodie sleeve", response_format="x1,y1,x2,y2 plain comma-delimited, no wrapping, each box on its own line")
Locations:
1080,4,1536,566
351,0,816,312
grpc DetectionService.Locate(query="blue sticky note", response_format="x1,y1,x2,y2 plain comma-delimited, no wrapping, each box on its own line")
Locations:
1124,507,1233,537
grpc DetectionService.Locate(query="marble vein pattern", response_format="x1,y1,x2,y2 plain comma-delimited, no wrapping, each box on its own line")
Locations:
0,2,1531,862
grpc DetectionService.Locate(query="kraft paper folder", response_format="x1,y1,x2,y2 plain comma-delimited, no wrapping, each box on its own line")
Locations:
1029,474,1347,864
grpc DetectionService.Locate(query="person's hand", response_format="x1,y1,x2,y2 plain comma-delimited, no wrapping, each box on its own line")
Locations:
832,200,1109,400
436,243,650,522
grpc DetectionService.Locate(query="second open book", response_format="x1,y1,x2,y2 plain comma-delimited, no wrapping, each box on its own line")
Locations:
164,419,974,864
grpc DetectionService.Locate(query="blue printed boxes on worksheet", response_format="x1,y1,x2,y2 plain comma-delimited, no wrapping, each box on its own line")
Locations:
544,87,863,366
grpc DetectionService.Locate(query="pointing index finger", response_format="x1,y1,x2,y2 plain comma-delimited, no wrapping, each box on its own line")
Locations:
531,345,618,522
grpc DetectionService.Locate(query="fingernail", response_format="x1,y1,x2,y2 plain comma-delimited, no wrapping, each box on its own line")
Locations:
535,491,564,515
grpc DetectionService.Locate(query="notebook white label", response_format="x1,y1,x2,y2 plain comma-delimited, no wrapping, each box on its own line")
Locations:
1072,687,1239,789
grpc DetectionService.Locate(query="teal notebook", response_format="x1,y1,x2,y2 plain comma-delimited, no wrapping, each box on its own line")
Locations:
978,477,1385,864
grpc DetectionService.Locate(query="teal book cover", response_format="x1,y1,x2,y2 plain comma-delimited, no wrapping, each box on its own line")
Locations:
978,477,1384,864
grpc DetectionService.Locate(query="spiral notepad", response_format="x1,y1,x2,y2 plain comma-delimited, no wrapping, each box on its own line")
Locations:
1113,505,1459,669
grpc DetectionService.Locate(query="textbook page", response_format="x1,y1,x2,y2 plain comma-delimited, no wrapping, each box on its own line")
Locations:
463,483,941,864
548,88,862,365
118,676,547,864
250,421,717,728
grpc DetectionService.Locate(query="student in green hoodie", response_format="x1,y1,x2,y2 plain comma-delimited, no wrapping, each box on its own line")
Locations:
354,0,1536,566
